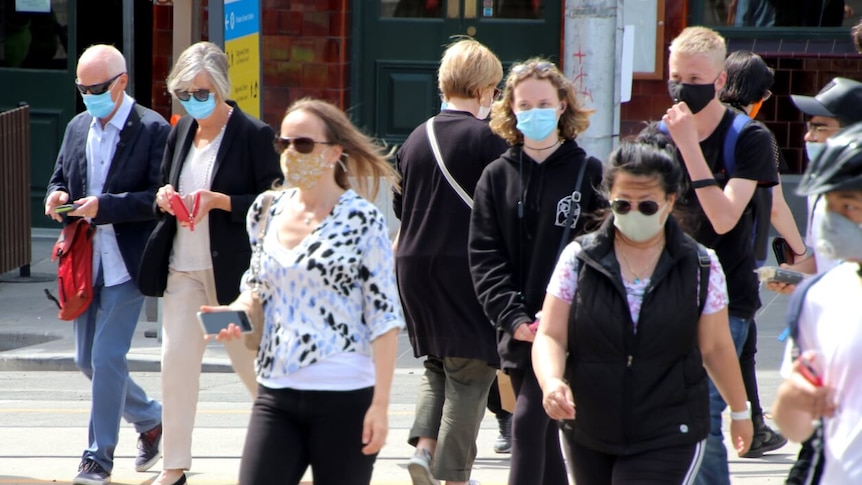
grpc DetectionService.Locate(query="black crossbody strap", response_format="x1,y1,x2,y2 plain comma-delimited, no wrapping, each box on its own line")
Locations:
556,157,591,260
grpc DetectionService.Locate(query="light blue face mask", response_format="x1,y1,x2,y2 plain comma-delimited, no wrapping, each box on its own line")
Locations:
180,93,217,120
82,91,117,119
805,142,826,162
515,107,558,141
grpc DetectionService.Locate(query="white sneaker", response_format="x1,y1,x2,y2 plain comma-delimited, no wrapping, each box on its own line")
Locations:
407,448,439,485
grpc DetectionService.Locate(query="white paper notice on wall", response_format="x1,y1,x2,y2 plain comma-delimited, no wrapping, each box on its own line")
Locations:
15,0,50,13
621,25,634,104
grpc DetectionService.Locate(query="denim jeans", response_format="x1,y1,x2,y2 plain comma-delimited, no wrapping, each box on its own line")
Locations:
694,316,750,485
74,278,162,472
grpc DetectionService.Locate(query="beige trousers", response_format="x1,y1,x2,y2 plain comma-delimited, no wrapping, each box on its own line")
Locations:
161,268,258,470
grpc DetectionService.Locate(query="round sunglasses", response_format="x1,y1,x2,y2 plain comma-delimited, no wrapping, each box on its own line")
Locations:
76,72,124,96
611,199,661,216
175,89,212,102
274,136,334,154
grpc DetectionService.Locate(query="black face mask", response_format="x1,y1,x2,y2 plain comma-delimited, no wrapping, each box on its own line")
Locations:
667,80,716,114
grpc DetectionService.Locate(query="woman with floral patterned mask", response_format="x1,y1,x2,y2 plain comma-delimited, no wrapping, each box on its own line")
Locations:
213,98,406,485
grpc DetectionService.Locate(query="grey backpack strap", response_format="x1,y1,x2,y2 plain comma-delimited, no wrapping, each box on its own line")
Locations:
426,117,473,209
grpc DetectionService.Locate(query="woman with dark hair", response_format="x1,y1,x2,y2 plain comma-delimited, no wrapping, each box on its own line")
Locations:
532,134,752,484
720,49,802,459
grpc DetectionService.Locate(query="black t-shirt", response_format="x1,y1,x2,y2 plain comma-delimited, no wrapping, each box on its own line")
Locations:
675,109,779,319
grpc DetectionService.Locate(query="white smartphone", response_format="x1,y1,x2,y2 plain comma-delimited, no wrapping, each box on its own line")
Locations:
196,310,254,335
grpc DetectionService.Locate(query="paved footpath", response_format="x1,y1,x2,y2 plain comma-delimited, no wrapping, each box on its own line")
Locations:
0,231,803,484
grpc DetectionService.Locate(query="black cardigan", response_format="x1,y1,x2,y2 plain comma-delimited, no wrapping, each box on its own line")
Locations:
137,101,282,304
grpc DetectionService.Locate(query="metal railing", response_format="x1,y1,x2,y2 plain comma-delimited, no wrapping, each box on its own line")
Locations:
0,104,32,276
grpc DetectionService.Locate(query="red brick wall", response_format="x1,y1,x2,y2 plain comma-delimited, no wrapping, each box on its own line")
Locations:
150,1,352,130
261,0,351,130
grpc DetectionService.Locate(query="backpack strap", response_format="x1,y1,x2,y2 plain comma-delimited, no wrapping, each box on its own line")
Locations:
696,243,711,315
722,111,752,176
778,271,829,347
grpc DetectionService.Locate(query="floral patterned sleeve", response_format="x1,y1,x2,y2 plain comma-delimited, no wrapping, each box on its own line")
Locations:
702,248,729,315
546,242,583,304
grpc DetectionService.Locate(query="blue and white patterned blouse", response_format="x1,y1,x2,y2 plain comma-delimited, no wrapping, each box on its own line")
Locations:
242,189,405,383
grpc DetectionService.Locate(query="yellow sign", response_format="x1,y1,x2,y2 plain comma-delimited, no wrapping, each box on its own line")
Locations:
225,33,260,118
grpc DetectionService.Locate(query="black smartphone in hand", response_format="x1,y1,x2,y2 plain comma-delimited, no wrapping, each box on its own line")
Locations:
196,310,254,335
772,237,793,266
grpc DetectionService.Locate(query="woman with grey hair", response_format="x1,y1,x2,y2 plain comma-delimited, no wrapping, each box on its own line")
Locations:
137,41,282,485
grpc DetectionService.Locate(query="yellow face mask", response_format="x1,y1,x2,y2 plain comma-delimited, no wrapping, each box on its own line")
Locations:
281,148,332,191
749,99,764,119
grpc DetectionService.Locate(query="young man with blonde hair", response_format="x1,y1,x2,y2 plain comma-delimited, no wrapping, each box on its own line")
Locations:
662,26,775,484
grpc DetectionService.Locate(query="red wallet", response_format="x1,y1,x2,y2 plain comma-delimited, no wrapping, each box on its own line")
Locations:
168,192,200,231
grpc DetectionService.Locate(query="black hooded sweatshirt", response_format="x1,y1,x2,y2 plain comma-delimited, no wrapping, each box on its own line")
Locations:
469,141,604,371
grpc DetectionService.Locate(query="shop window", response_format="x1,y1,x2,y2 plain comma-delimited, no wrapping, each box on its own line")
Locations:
694,0,861,28
381,0,543,19
0,0,68,69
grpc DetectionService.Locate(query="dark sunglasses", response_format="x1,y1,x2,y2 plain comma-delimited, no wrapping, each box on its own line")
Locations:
274,136,334,154
175,89,211,102
75,72,124,95
511,61,554,78
611,199,661,216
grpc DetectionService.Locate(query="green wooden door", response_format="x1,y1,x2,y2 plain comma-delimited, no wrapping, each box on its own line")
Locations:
0,0,76,228
355,0,562,144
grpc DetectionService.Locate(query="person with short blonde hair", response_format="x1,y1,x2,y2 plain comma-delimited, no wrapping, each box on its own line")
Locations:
470,58,604,485
395,38,508,485
663,25,772,485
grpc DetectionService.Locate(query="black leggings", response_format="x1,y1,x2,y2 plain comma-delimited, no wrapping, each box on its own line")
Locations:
508,365,568,485
239,385,376,485
566,435,705,485
487,375,512,418
741,321,764,419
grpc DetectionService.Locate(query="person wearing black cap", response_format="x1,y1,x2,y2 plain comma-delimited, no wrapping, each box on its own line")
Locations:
772,121,862,485
772,77,862,293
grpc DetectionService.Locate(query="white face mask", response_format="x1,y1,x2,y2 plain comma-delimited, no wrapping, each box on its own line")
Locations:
613,202,668,242
476,103,491,120
806,141,825,162
817,210,862,262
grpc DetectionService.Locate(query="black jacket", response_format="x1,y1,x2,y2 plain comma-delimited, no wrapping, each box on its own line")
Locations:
469,141,604,370
393,111,508,365
137,101,282,304
46,102,170,284
565,216,710,454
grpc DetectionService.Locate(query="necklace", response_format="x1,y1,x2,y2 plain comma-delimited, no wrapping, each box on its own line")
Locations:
178,108,233,196
303,214,312,226
524,138,562,152
616,241,664,284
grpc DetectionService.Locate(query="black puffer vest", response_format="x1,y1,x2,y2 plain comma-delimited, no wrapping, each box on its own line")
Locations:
564,216,710,455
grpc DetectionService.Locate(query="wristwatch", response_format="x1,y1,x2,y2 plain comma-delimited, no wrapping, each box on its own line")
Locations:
730,401,752,421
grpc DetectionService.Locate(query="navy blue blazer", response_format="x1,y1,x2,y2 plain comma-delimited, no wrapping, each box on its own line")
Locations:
46,102,171,284
137,101,282,304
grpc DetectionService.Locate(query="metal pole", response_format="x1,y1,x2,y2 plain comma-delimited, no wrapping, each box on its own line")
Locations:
562,0,622,161
209,0,225,49
122,0,135,96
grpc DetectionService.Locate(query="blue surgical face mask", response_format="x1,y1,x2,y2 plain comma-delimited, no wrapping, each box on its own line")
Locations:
515,107,558,141
180,93,217,120
82,91,117,119
805,141,826,162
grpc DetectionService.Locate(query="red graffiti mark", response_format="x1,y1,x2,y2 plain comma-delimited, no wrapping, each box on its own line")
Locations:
572,47,587,64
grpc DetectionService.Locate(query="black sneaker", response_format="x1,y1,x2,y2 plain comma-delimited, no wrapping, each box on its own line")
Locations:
742,420,788,458
493,414,512,454
73,459,111,485
135,423,162,472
